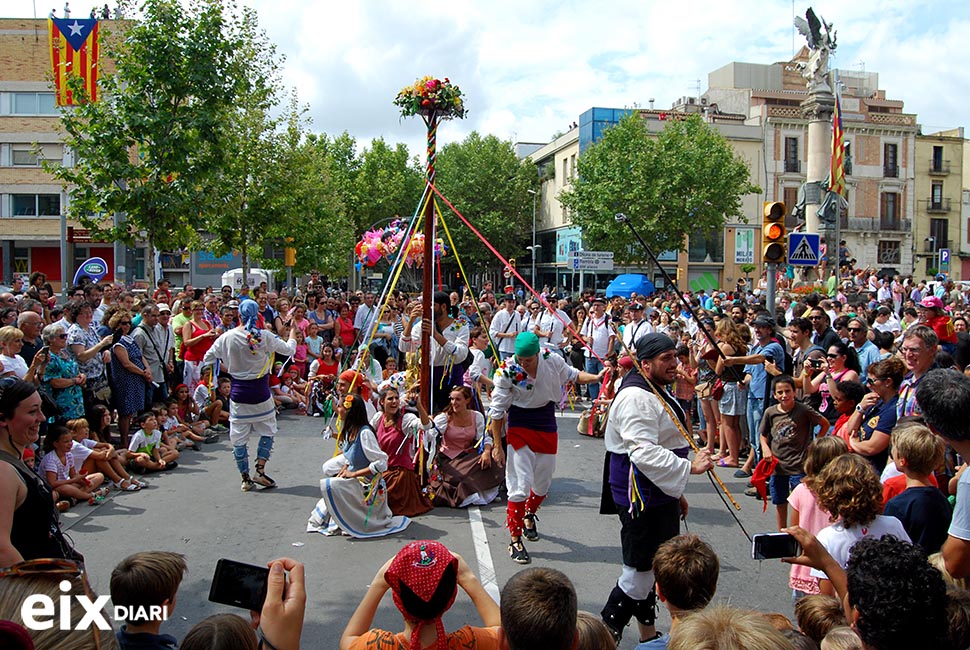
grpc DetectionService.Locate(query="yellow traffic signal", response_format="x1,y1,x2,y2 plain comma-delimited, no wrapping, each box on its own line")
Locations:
762,201,786,264
508,257,516,269
284,247,296,267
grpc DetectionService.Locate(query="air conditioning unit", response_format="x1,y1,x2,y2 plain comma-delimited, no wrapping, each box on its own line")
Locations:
700,97,708,105
687,97,696,105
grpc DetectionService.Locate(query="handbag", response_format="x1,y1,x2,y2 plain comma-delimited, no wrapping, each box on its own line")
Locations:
695,381,712,399
711,378,725,401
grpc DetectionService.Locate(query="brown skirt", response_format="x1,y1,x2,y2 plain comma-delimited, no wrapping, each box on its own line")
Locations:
382,467,433,517
431,450,505,508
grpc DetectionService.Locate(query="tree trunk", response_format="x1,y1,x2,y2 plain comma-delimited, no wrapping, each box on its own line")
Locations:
241,235,250,280
146,232,157,290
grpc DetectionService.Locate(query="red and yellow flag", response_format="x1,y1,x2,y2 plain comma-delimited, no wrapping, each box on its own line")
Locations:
828,95,846,197
48,17,100,106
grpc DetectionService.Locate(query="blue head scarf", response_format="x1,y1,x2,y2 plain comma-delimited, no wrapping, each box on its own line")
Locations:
239,299,260,336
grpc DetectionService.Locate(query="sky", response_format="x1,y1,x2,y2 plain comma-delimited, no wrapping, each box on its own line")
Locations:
7,0,970,158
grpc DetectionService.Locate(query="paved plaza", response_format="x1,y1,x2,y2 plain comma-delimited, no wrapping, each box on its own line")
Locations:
64,406,792,649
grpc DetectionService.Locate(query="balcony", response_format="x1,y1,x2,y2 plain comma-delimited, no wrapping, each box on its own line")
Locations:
925,198,952,214
929,159,951,175
924,239,951,253
884,164,899,178
784,159,801,173
844,216,911,233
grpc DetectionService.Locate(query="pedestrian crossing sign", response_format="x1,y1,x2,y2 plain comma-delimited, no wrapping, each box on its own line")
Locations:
788,233,821,266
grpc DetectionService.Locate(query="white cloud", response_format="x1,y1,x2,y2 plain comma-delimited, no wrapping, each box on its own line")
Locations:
4,0,967,152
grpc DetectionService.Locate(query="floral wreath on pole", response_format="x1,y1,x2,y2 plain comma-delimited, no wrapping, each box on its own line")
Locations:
393,76,467,121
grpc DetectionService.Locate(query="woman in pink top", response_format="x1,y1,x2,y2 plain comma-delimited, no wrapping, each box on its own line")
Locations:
371,386,433,517
787,436,849,596
430,386,505,508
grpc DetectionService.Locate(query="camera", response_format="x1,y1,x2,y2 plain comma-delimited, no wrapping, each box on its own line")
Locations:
809,359,823,369
751,533,800,560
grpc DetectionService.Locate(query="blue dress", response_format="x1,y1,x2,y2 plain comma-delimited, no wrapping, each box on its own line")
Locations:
42,352,85,420
110,335,147,416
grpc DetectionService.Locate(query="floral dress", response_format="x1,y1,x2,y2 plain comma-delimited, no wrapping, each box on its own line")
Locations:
42,352,85,420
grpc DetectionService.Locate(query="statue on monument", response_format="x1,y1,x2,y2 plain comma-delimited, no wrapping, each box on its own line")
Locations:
793,7,837,94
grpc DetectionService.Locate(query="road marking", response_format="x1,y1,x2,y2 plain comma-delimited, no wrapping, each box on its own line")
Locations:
467,505,501,602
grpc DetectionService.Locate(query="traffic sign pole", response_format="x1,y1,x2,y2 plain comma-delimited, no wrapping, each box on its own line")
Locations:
767,262,776,315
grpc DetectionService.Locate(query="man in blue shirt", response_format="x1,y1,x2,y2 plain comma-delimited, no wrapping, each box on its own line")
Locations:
847,317,881,384
740,315,785,477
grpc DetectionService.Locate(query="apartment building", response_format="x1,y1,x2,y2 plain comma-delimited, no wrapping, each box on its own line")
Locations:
913,129,965,279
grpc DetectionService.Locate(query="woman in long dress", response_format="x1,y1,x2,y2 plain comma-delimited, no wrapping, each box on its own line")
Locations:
430,385,504,508
370,386,433,517
307,394,410,538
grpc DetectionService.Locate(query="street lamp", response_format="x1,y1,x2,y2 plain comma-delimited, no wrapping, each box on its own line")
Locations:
925,236,937,276
527,189,538,286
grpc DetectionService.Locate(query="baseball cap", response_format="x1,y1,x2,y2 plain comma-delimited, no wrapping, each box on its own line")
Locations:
158,304,171,313
752,315,775,328
919,296,944,309
226,299,240,309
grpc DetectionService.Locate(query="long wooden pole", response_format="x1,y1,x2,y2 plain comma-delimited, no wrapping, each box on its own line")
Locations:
419,113,437,412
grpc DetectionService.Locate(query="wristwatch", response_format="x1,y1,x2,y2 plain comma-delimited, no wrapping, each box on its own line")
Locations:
855,405,864,414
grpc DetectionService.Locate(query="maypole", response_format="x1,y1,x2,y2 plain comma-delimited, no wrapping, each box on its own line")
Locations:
394,76,467,411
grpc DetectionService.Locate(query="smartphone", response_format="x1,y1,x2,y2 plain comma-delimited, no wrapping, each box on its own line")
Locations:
751,532,800,560
208,559,269,611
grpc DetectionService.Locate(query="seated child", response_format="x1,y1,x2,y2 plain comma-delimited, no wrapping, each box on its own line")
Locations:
273,370,307,412
340,540,501,650
66,417,143,492
128,411,180,473
202,377,231,431
636,534,720,649
163,399,211,449
287,365,308,395
111,551,187,650
156,405,186,454
883,424,951,554
41,424,108,509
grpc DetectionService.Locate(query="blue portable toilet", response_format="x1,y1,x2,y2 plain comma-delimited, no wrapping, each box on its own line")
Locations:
605,274,655,298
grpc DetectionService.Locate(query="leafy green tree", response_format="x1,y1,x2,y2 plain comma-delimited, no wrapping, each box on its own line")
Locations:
354,138,424,233
49,0,252,288
434,132,536,278
559,113,761,263
201,6,293,278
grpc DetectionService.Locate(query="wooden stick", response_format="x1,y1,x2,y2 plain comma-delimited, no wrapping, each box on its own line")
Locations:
611,324,741,510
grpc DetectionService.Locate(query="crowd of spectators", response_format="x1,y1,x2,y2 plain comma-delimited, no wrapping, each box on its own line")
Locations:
4,265,970,648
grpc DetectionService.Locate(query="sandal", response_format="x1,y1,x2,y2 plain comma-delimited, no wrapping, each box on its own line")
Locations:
56,500,72,512
716,459,739,468
114,479,140,492
88,494,107,506
254,463,277,489
733,469,752,479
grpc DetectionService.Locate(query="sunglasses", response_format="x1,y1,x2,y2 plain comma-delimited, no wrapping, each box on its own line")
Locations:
120,321,132,326
847,327,862,332
56,333,68,339
0,559,102,649
826,353,840,359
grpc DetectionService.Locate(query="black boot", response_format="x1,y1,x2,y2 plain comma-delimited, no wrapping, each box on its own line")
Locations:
601,585,636,644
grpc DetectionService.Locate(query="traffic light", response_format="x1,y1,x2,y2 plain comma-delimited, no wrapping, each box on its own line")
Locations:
762,201,786,264
508,257,516,269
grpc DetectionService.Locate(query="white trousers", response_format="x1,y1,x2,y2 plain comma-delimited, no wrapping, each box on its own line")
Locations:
506,445,556,502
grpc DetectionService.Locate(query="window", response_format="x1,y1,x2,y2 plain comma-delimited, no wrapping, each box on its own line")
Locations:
688,229,724,263
11,148,39,166
844,142,852,175
932,145,944,172
12,248,29,274
562,158,568,184
930,218,949,250
931,183,943,209
877,241,900,265
783,186,798,227
884,143,898,177
784,137,800,173
880,192,899,229
570,154,577,179
11,194,60,216
11,92,57,115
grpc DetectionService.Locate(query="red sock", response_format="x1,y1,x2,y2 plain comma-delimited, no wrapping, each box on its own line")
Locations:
525,491,545,515
507,500,526,537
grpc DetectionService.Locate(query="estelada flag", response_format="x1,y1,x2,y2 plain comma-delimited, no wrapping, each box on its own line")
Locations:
48,17,100,106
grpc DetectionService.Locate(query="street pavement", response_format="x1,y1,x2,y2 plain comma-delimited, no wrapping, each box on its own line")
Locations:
63,405,793,649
